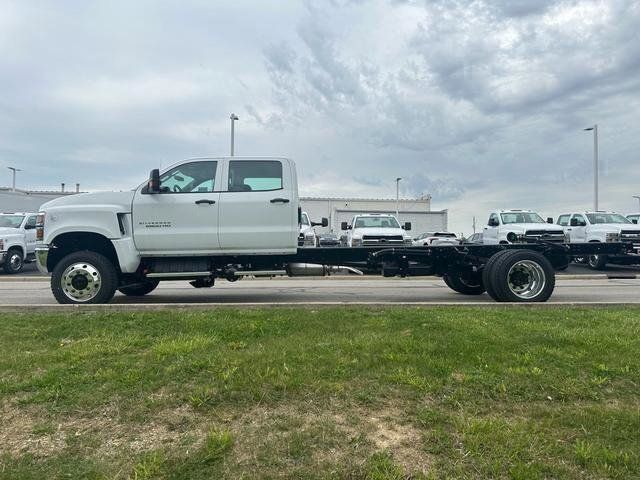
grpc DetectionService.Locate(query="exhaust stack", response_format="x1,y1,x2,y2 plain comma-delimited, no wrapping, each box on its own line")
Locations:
286,263,363,277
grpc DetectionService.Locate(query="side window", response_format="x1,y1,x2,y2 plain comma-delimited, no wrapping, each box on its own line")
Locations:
488,213,499,226
228,160,283,192
557,215,570,226
572,214,586,226
159,161,217,193
26,216,37,228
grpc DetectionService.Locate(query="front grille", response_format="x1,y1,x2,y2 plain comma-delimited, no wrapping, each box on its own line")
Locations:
362,235,404,246
621,230,640,242
523,230,565,243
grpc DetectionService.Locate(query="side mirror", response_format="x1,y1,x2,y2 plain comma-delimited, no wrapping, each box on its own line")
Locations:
312,218,329,228
403,222,412,231
633,219,638,224
147,168,160,193
488,218,499,227
570,218,578,227
341,222,349,230
547,217,553,224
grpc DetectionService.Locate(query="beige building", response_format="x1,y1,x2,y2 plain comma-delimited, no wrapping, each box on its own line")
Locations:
300,196,448,235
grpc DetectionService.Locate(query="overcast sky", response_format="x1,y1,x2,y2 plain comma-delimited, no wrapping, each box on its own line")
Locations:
2,0,640,234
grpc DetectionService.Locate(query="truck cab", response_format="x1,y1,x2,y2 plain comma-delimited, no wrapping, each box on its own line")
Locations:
341,213,412,247
627,213,640,224
557,211,640,269
483,209,566,245
0,212,38,273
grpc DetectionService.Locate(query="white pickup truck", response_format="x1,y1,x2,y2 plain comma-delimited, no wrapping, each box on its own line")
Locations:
557,211,640,269
0,212,38,273
35,156,631,304
483,209,567,245
340,214,412,247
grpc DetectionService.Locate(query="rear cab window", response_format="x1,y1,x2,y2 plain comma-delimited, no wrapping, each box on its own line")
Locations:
228,160,283,192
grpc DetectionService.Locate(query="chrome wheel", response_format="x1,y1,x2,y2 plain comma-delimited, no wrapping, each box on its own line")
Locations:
588,255,599,268
61,262,102,302
8,253,23,272
507,260,546,300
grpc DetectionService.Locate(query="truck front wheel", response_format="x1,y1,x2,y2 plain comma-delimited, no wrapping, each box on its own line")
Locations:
3,248,24,274
443,272,485,295
118,280,159,296
51,251,118,304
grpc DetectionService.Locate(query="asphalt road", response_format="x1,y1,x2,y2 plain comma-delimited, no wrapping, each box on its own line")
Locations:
1,276,639,306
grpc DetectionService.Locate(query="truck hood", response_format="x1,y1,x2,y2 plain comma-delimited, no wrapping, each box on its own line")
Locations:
352,228,409,237
502,223,564,232
41,191,135,212
0,227,23,238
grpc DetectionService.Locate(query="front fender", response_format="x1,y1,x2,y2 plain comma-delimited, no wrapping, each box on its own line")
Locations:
42,205,124,244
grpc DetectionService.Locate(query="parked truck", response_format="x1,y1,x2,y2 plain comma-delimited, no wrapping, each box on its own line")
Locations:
483,209,566,245
0,212,38,274
557,211,640,269
35,157,632,304
340,214,412,247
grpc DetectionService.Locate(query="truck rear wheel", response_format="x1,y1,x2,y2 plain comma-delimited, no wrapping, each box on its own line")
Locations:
482,250,511,301
587,254,607,270
443,272,485,295
51,251,118,304
118,280,159,296
3,248,24,274
485,250,555,302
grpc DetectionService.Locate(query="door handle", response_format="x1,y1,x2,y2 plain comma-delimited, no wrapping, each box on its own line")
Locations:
195,199,216,205
270,198,290,203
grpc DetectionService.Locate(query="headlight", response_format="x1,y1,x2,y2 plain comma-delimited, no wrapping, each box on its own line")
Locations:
564,233,571,243
351,237,362,246
606,232,620,242
404,237,412,245
507,232,519,243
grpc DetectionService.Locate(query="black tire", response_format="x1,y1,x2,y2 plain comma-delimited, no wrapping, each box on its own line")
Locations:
587,254,607,270
118,280,159,296
489,250,555,302
3,248,24,274
51,251,118,304
443,272,485,295
482,250,511,301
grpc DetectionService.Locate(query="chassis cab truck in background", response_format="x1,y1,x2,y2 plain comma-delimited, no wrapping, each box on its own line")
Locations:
36,157,632,304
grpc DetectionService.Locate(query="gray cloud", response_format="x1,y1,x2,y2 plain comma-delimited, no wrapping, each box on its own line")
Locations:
1,0,639,234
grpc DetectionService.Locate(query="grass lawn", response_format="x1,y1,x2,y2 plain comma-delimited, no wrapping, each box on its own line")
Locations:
0,306,639,479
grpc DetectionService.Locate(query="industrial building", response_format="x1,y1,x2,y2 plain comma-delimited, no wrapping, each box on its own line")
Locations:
0,185,81,213
300,196,448,235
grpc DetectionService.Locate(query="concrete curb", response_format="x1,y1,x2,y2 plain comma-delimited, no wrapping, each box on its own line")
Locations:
1,301,640,312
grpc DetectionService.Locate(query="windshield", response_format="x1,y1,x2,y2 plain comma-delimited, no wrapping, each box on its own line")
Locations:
500,212,545,224
354,216,400,228
301,213,310,226
586,213,631,224
0,215,25,228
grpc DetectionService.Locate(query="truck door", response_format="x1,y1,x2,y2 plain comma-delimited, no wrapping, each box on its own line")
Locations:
218,158,297,253
132,160,221,254
483,213,499,244
24,215,37,254
570,214,588,242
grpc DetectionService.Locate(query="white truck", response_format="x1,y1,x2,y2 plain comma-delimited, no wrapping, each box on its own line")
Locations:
340,214,412,247
557,211,640,269
298,211,326,247
35,156,630,304
0,212,38,274
483,209,567,245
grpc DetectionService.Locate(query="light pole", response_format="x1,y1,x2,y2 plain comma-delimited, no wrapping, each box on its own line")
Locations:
584,124,599,211
7,167,22,192
395,177,402,218
230,113,239,156
633,195,640,210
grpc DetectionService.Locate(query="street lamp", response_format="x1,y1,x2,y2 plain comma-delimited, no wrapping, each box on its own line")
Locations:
633,195,640,210
7,167,22,192
395,177,402,218
584,124,599,211
230,113,239,156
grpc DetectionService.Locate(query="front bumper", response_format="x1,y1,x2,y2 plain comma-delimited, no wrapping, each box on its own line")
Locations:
35,245,50,274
